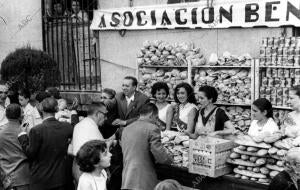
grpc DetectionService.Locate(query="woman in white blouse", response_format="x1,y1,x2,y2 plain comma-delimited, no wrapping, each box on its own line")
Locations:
167,82,198,135
248,98,279,137
151,82,173,131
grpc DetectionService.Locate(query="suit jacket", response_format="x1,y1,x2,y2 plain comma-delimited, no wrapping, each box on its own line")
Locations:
268,170,297,190
18,117,73,190
115,91,149,126
121,118,173,190
0,120,30,188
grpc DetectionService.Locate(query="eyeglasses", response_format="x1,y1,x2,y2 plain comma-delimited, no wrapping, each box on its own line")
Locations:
0,91,7,94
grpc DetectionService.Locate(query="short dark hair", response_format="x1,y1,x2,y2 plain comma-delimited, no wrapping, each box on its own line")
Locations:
151,82,170,98
139,103,158,116
46,87,61,99
102,88,116,99
124,76,138,87
86,102,107,116
291,85,300,97
198,86,218,103
18,89,31,99
252,98,273,118
174,83,197,104
35,91,51,103
76,140,107,172
41,97,58,113
6,104,21,119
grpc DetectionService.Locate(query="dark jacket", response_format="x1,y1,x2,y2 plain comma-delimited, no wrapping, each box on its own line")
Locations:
0,120,30,189
268,170,298,190
100,98,118,139
115,91,149,126
18,117,73,190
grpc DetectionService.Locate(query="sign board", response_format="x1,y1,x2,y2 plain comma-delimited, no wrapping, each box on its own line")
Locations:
91,0,300,30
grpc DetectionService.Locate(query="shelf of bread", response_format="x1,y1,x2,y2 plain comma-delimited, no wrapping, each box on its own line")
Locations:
193,68,252,105
202,52,252,67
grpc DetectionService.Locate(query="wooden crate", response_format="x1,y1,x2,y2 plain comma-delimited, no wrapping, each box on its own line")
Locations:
188,137,234,178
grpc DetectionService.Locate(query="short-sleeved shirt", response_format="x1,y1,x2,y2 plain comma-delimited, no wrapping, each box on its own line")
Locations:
248,118,279,137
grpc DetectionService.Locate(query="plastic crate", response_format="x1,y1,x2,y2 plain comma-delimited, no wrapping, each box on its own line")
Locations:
188,137,234,178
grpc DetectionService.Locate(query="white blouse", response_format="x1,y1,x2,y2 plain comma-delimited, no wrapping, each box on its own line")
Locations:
248,118,279,137
23,103,42,131
179,103,198,124
77,170,107,190
158,104,171,123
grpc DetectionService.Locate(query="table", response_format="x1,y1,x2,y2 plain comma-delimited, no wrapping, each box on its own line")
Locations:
156,164,269,190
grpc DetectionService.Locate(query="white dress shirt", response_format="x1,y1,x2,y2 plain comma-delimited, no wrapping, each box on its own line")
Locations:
125,93,135,106
72,117,104,155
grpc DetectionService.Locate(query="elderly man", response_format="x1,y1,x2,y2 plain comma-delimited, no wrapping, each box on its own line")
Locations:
121,103,173,190
268,147,300,190
72,102,108,182
0,104,30,190
18,97,73,190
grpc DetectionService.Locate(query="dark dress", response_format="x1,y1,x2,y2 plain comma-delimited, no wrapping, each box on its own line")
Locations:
268,171,298,190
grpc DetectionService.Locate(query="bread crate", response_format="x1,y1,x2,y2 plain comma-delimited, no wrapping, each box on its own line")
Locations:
188,137,234,177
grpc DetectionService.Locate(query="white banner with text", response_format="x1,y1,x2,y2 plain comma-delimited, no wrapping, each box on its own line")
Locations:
90,0,300,30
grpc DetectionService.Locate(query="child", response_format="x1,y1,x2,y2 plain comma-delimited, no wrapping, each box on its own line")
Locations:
248,98,279,137
55,98,72,122
76,140,112,190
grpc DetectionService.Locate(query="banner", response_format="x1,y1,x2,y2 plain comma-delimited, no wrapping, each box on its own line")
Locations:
90,0,300,30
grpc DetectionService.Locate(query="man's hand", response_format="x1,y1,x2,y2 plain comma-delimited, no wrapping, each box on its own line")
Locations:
68,97,79,110
112,119,126,126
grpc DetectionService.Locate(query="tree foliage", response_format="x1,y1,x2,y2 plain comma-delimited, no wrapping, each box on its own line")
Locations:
0,47,60,93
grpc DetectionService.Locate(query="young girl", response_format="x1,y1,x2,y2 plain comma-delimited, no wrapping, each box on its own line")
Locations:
248,98,279,137
76,140,112,190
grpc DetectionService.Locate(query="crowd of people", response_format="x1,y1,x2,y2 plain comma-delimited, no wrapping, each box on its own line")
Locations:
0,75,300,190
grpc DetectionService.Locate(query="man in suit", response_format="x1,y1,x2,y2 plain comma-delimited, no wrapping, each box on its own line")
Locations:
108,76,149,190
0,104,30,190
112,76,149,127
121,103,173,190
18,97,73,190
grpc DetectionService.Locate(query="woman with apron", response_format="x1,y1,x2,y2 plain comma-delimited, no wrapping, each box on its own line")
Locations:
189,85,235,139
